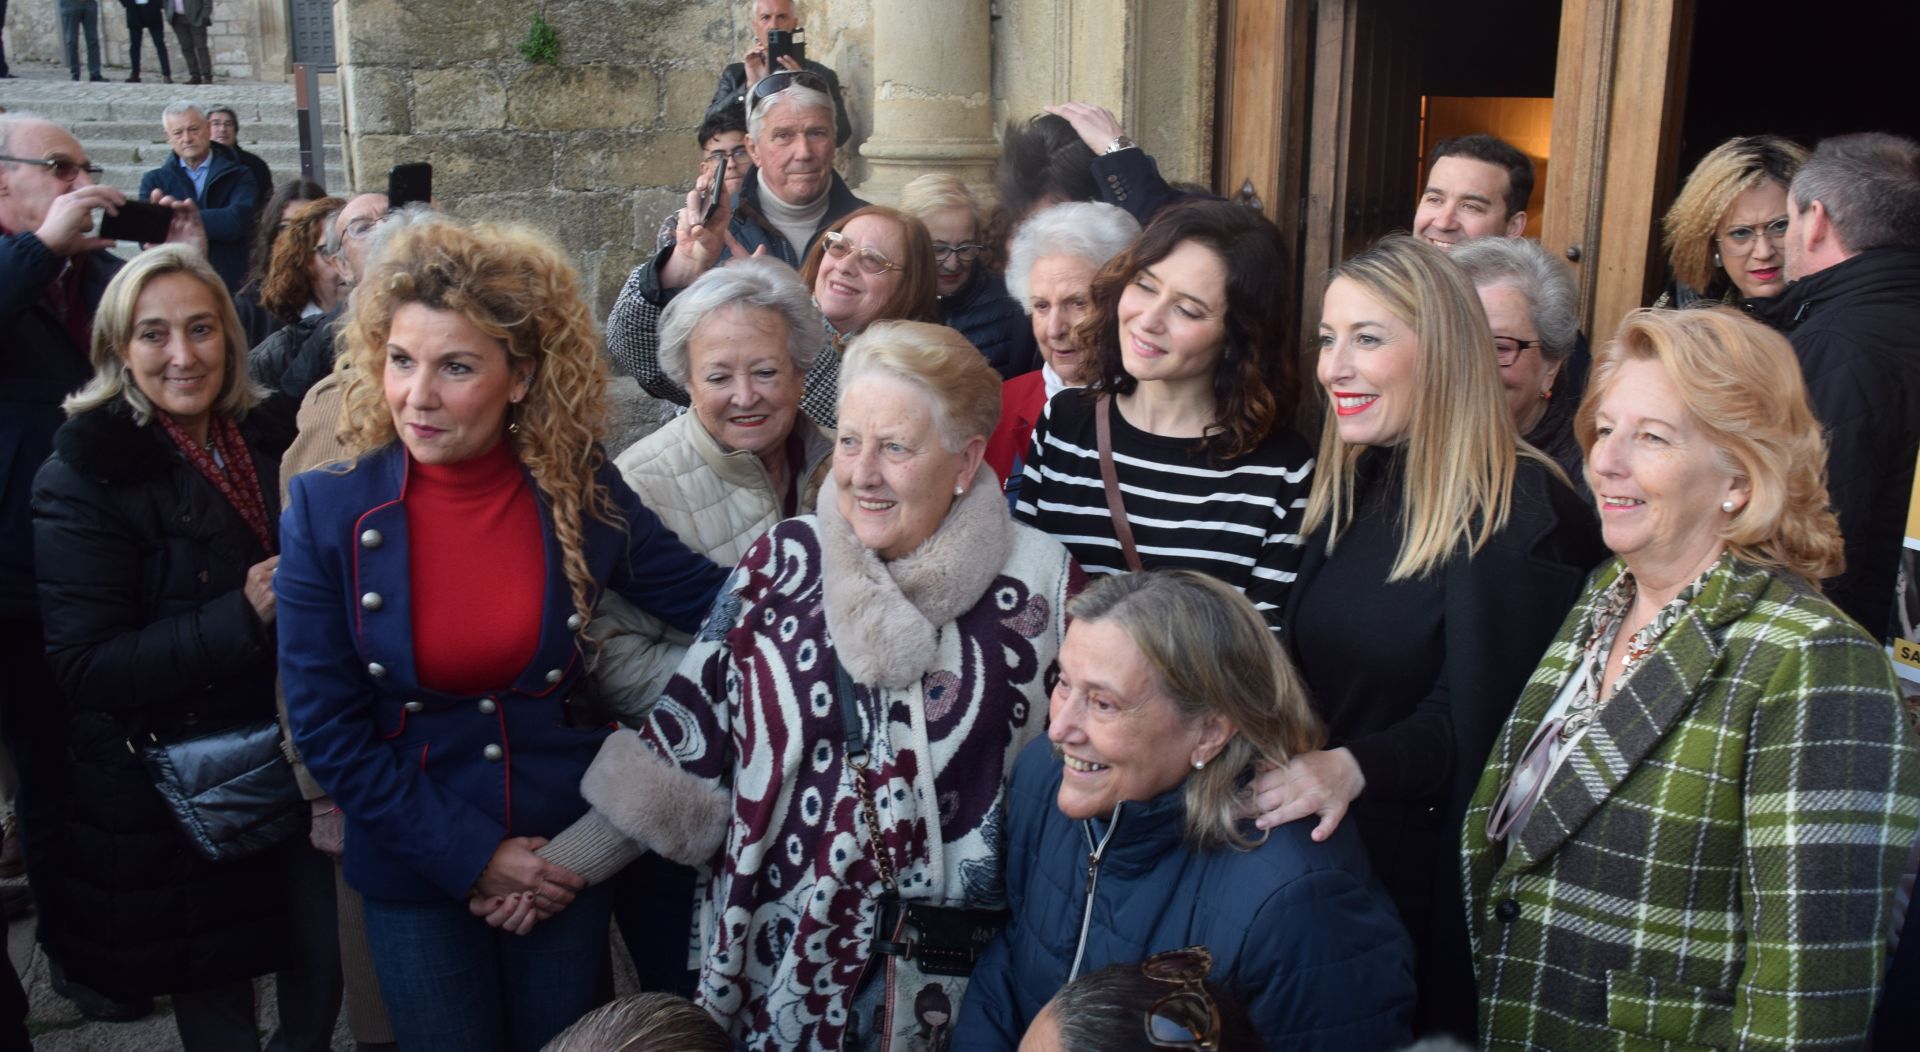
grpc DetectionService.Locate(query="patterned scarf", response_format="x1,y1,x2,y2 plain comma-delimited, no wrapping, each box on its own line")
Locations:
155,412,276,555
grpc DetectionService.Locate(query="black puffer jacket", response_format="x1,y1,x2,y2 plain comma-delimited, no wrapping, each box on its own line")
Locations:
1755,247,1920,632
31,402,289,1000
941,266,1037,380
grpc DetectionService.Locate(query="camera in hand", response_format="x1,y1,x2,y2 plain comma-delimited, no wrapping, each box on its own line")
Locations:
97,201,174,245
767,28,807,67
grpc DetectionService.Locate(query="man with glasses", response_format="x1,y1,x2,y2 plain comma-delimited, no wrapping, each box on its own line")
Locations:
608,72,867,407
1757,132,1920,633
0,113,207,1028
654,108,753,250
207,106,273,208
705,0,853,147
139,101,258,295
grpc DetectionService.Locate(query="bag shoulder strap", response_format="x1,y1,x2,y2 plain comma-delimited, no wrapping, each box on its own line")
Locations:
1094,394,1145,573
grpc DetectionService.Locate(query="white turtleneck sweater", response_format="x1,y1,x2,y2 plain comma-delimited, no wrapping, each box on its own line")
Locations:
756,179,831,258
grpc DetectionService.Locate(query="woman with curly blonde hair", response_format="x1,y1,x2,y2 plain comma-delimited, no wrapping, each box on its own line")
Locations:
1465,307,1919,1050
1656,135,1808,308
275,212,728,1052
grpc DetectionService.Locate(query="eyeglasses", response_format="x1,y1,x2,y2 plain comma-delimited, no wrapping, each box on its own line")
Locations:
704,146,752,167
1493,336,1543,366
343,213,392,241
932,241,984,264
750,69,830,114
1141,947,1220,1050
821,230,903,274
1716,216,1790,255
0,155,104,182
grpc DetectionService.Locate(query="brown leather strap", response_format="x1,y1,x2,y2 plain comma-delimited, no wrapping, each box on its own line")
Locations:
1094,395,1145,572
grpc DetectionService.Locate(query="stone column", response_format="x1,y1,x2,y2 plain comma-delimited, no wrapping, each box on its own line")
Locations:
854,0,998,204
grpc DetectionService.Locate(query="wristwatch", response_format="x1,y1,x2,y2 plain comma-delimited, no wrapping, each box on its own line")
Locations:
1105,135,1136,155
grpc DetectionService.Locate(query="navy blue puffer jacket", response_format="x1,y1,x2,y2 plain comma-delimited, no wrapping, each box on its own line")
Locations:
953,737,1416,1050
942,266,1036,380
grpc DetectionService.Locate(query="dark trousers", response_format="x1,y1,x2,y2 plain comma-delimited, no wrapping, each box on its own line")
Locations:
610,853,699,998
0,950,26,1052
171,15,211,80
172,980,260,1052
59,1,102,79
0,616,72,961
265,843,345,1052
124,2,170,79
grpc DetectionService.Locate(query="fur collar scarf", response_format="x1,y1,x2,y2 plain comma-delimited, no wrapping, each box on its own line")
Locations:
54,401,177,484
817,463,1010,688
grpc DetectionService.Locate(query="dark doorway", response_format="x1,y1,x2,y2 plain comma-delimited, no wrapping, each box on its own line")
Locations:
1676,0,1920,181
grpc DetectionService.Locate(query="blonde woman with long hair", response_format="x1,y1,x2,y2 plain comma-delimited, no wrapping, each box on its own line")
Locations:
1252,234,1605,1038
275,213,728,1052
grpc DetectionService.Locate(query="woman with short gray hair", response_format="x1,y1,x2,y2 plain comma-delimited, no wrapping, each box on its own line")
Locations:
983,201,1140,498
1450,236,1585,484
596,256,831,714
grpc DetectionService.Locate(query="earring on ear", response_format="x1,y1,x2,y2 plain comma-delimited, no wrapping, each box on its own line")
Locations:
954,485,964,496
1191,759,1206,771
507,400,522,435
1713,251,1723,268
1721,499,1736,513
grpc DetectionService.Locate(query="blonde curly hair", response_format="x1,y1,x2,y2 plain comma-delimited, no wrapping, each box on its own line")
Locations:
1660,135,1808,295
335,213,615,627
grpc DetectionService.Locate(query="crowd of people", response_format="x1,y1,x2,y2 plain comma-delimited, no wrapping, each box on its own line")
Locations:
4,1,1920,1050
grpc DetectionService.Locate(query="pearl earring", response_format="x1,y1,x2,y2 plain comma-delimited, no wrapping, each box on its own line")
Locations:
1192,759,1205,771
1721,500,1736,513
954,485,964,496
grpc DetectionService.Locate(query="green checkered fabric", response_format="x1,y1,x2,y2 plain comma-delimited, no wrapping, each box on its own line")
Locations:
1462,555,1920,1050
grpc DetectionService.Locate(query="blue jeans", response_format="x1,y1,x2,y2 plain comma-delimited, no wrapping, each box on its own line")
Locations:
362,884,611,1052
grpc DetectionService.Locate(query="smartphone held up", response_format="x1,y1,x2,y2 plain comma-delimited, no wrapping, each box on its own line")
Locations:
96,200,174,245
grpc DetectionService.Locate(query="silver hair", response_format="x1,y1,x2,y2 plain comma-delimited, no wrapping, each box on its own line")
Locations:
161,100,206,126
1448,236,1580,364
1004,202,1141,311
746,84,835,141
1789,132,1920,255
322,192,391,267
656,256,825,386
0,112,58,159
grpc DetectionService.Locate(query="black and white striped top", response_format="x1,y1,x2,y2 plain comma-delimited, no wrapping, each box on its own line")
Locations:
1015,389,1316,629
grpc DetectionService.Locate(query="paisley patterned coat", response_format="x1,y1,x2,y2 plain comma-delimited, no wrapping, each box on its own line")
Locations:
633,486,1080,1050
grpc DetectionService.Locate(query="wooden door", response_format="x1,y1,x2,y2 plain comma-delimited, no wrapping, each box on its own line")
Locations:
1541,0,1695,339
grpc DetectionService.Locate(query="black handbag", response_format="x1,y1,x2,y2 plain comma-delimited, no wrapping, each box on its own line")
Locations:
137,719,306,862
838,658,1008,1049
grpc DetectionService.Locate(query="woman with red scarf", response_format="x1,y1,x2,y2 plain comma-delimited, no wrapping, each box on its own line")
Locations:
30,244,310,1050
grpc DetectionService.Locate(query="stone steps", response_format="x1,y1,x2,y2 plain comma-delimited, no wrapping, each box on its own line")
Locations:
0,67,350,192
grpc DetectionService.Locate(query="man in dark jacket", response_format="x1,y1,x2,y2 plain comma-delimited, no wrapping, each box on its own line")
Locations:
1759,132,1920,634
0,114,211,1024
607,77,866,416
140,101,258,294
706,0,853,147
208,106,273,200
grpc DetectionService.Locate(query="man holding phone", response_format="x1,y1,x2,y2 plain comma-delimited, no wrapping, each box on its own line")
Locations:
705,0,852,146
0,113,206,1029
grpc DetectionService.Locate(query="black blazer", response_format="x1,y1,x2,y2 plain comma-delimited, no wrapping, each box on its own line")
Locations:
1279,451,1605,1038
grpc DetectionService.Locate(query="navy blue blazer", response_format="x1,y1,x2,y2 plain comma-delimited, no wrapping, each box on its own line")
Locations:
276,443,727,903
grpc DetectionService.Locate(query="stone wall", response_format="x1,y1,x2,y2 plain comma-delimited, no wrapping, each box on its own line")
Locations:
335,0,745,323
812,0,1217,197
10,0,264,80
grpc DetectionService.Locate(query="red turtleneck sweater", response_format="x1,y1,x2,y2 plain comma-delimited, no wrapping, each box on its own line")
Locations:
406,438,546,695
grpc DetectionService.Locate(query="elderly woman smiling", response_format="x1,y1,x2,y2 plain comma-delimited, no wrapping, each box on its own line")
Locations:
1463,307,1920,1050
522,321,1081,1051
1450,237,1585,485
953,570,1414,1051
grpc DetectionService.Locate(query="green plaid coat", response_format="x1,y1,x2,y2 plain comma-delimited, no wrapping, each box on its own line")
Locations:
1461,555,1920,1050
